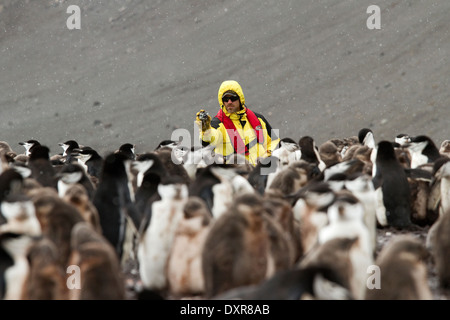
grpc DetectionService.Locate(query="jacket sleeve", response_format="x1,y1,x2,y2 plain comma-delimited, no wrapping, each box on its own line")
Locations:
199,117,223,147
269,137,281,154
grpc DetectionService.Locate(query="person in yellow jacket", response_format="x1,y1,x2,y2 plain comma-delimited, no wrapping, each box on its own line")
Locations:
196,80,280,166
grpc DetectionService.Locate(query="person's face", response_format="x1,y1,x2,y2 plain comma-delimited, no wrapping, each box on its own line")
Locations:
222,93,241,114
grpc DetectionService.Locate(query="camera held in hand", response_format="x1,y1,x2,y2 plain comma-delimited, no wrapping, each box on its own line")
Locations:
198,110,209,121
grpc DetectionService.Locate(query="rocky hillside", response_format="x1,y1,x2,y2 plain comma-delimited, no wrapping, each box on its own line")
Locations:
1,0,449,156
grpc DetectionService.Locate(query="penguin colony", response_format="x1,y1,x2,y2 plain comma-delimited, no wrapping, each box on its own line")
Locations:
0,131,449,300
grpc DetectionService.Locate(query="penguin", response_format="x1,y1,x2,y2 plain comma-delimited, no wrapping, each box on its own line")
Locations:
365,234,432,300
372,140,412,229
287,180,335,254
21,238,69,300
71,146,104,182
299,236,365,300
187,165,221,216
333,135,360,159
171,145,191,165
358,128,376,149
426,159,450,253
323,158,366,182
154,139,179,151
132,152,170,219
27,187,85,268
0,141,15,156
137,177,189,295
298,136,326,172
92,152,141,261
318,140,342,168
0,153,7,174
0,193,42,300
406,135,442,169
267,137,322,195
0,194,41,237
11,164,42,196
0,232,14,300
263,189,303,263
1,232,34,300
201,192,294,298
439,140,450,158
49,153,66,167
18,139,41,157
189,163,255,219
182,144,221,180
324,172,347,193
357,128,378,175
429,207,450,289
212,263,352,300
58,140,80,164
213,165,256,216
344,172,378,253
27,145,58,189
133,152,164,189
56,163,96,201
341,144,373,175
317,191,374,299
394,143,412,169
427,157,450,215
319,191,373,257
271,137,301,169
395,133,411,147
13,154,29,166
166,196,212,297
68,222,126,300
247,155,279,195
220,154,254,182
406,165,434,226
115,143,136,161
0,141,16,170
62,183,102,234
0,167,24,203
435,158,450,216
153,147,191,186
266,159,317,196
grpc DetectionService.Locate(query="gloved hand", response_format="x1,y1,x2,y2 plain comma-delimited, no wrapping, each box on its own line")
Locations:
196,109,211,132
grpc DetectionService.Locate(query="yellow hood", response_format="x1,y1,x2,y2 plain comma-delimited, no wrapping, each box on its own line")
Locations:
217,80,245,106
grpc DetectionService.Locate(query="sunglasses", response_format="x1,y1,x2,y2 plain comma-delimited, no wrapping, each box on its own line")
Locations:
222,95,239,103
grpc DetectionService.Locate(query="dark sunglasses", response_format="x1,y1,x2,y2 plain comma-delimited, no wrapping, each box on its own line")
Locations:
222,95,239,103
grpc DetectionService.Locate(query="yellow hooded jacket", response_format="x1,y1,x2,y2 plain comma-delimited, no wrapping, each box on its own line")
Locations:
200,80,280,166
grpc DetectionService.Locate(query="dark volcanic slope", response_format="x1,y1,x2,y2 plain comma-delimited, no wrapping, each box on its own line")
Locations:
1,0,449,156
